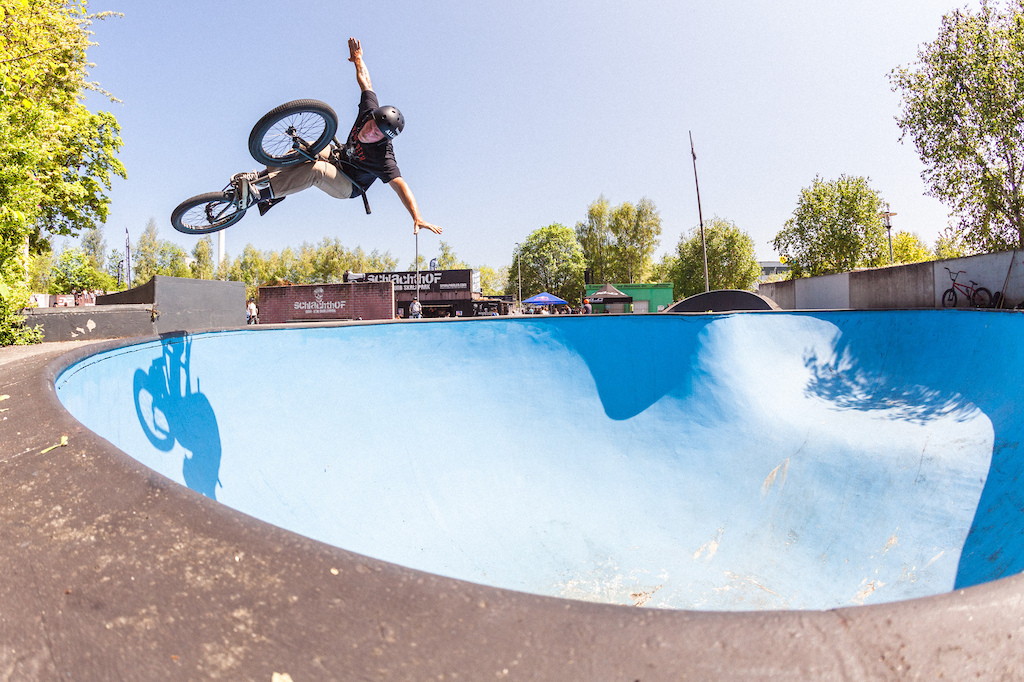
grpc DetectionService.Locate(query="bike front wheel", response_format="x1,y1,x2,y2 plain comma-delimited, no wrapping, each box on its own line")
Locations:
171,191,247,235
942,288,957,308
971,287,993,308
249,99,338,167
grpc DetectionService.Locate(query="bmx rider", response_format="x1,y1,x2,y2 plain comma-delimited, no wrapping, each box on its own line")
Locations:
237,38,442,236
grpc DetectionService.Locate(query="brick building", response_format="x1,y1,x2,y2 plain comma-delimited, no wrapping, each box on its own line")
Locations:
258,281,395,324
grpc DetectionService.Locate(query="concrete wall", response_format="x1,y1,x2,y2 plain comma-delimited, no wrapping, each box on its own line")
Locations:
796,272,849,309
850,260,935,309
759,250,1024,310
22,277,246,342
22,305,156,342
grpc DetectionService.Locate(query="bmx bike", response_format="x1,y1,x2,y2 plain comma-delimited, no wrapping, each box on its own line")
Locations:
171,99,371,235
941,267,992,308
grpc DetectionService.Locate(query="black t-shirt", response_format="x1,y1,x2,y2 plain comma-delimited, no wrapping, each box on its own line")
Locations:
339,90,401,196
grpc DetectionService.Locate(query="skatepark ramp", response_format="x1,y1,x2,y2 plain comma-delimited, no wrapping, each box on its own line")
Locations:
54,310,1024,611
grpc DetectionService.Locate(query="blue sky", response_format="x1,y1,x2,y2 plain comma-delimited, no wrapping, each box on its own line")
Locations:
81,0,969,271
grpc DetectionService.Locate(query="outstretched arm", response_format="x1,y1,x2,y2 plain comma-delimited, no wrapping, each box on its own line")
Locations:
348,38,372,92
389,177,442,235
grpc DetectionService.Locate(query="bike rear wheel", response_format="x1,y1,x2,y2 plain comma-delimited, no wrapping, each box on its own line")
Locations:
942,288,957,308
171,191,247,234
248,99,338,168
971,287,993,308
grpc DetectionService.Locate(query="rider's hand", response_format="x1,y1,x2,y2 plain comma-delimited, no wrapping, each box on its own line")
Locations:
414,220,442,235
348,38,362,63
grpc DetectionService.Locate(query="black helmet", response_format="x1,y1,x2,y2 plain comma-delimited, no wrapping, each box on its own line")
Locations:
372,106,404,140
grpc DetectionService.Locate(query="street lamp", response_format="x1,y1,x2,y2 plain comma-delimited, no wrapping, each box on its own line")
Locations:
881,206,898,264
514,242,522,315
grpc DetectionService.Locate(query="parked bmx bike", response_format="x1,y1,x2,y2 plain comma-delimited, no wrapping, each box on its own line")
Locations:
941,267,992,308
171,99,372,235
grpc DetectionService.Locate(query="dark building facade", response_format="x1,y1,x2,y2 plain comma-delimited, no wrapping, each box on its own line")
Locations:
344,269,510,318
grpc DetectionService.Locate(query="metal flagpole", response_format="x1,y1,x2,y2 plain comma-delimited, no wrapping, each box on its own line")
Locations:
690,131,710,293
125,227,131,287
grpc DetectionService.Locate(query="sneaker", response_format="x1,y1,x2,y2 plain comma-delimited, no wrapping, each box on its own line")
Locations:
231,170,266,207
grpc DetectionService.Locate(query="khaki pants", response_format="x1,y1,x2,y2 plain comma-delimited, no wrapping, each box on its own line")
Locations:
266,148,353,199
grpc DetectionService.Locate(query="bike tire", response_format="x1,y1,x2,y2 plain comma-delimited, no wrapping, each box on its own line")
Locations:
942,288,957,308
171,191,247,235
248,99,338,167
971,287,993,308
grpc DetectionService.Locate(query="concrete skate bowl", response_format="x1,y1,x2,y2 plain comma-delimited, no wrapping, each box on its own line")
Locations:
46,310,1024,677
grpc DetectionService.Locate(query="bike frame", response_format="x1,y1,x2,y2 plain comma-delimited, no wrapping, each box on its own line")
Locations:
946,269,979,298
283,131,373,216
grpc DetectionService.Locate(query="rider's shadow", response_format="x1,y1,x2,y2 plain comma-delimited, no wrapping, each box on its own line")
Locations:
133,335,223,500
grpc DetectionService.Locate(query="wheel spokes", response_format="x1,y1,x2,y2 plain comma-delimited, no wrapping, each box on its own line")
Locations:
262,111,327,159
182,198,234,230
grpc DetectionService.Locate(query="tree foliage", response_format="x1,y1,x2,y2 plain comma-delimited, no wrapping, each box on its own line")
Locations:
50,246,114,293
773,175,888,278
892,0,1024,251
0,0,124,344
81,224,106,269
435,240,469,270
891,231,934,264
477,264,508,296
575,196,662,284
610,198,662,283
575,196,614,283
221,238,399,299
131,219,189,285
934,225,971,260
190,237,214,280
507,224,586,304
668,217,761,299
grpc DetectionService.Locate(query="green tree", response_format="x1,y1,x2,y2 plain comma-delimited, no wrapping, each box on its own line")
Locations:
891,231,934,264
104,247,126,287
229,244,268,299
311,237,352,282
50,246,114,293
132,219,189,284
81,225,106,269
0,1,124,344
576,196,663,284
507,224,586,304
892,0,1024,251
649,253,676,284
671,217,761,298
575,196,615,284
28,251,54,294
436,241,469,270
609,197,662,283
51,248,95,294
478,264,508,296
935,225,969,260
191,237,215,280
773,175,888,278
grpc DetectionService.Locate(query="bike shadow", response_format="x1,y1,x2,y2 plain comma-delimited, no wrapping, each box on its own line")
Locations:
133,335,223,500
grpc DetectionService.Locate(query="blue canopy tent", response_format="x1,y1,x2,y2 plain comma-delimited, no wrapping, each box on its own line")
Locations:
523,292,568,306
